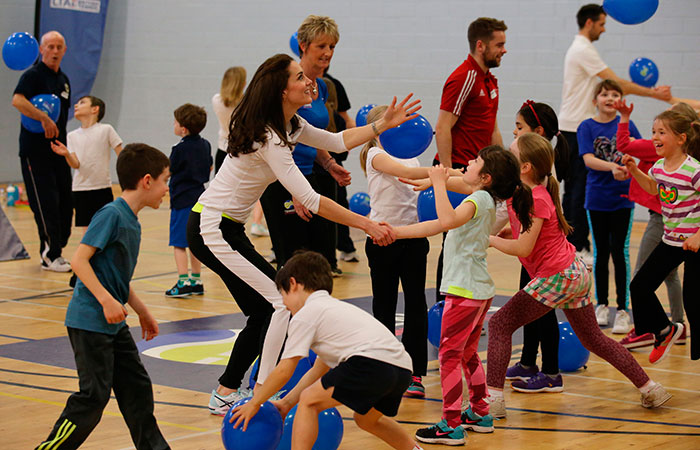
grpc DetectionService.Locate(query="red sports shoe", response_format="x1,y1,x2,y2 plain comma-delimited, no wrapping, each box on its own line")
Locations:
649,323,684,365
620,328,654,349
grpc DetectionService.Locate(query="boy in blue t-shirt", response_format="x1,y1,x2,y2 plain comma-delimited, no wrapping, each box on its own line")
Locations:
577,79,642,335
36,143,171,450
166,103,212,297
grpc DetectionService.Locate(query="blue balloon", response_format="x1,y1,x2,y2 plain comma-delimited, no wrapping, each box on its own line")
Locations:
603,0,658,25
2,32,39,71
629,57,659,88
349,192,371,216
355,104,377,127
416,187,468,222
248,354,314,397
558,321,590,372
21,94,61,134
289,32,300,58
427,301,444,347
222,398,283,450
277,406,344,450
379,114,433,159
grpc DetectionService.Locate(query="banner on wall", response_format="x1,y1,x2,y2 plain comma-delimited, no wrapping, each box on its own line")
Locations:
35,0,109,118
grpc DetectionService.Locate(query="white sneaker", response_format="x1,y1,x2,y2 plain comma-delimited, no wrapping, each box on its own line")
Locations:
595,304,610,326
264,250,276,264
487,395,506,419
612,310,632,334
576,249,594,269
338,251,359,262
641,383,672,408
42,256,72,273
208,388,251,415
250,223,269,237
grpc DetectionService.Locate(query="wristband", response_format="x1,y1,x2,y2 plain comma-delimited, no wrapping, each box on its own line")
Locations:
323,158,335,171
371,122,380,136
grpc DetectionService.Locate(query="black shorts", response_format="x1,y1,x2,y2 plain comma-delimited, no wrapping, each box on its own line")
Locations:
321,356,411,417
73,188,114,227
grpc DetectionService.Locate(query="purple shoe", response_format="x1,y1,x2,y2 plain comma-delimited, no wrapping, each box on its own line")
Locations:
511,372,563,393
505,362,539,382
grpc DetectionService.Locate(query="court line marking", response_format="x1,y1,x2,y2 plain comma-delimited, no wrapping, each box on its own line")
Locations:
560,391,700,414
114,428,221,450
564,373,700,394
0,333,34,341
584,359,700,377
0,312,64,324
0,367,77,379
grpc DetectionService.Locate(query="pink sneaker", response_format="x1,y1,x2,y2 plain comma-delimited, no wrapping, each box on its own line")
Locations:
649,323,684,365
620,328,654,349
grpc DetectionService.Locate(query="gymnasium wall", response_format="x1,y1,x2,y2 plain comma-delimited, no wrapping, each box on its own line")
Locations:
1,0,699,216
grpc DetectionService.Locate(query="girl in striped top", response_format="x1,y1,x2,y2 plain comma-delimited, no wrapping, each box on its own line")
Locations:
624,110,700,364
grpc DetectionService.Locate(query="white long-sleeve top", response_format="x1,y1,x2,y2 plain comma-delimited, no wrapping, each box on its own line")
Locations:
197,115,347,222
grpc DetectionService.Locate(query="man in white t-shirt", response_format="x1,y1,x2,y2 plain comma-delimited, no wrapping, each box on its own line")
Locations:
229,251,423,450
559,3,671,262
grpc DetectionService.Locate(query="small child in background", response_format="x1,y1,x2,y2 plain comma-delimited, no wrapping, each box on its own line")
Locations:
577,79,641,334
51,95,123,287
166,103,212,298
35,143,171,450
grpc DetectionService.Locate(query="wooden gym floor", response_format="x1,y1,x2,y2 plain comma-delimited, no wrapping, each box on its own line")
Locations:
0,188,698,449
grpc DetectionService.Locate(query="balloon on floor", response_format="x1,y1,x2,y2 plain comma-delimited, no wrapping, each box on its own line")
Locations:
277,406,343,450
222,398,283,450
558,321,590,372
427,301,444,347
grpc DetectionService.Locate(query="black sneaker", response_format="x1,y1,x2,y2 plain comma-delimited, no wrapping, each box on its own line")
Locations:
415,419,465,446
191,282,204,295
69,273,77,288
331,266,343,278
165,282,194,297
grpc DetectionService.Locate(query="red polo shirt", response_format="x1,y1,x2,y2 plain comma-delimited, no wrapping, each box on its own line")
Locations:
436,54,499,166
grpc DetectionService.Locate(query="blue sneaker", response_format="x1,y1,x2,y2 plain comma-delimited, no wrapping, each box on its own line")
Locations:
460,407,494,433
405,376,425,398
505,362,539,382
511,372,563,393
416,419,465,446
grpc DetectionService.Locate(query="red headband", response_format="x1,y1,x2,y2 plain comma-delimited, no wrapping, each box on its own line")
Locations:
521,100,543,130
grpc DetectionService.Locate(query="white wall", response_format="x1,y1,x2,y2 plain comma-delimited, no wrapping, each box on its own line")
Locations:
2,0,699,208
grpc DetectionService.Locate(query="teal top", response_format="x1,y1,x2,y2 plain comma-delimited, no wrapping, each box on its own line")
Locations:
65,198,141,334
439,189,496,299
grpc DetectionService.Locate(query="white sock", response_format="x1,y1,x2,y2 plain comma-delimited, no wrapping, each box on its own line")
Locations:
639,380,658,395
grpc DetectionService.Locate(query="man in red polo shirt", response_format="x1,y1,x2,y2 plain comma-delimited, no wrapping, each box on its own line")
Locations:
434,17,507,169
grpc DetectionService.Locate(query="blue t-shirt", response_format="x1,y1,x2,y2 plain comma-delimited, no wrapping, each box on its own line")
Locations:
293,78,329,175
65,198,141,334
578,116,641,211
169,134,213,209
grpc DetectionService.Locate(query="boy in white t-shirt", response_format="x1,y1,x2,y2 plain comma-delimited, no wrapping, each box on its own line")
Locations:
229,251,424,450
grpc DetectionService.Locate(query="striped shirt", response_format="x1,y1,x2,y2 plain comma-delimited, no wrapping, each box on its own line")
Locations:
649,155,700,246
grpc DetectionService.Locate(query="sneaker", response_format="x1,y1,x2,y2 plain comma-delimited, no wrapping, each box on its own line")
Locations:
505,362,539,382
675,324,687,345
576,249,594,269
415,419,465,446
208,388,251,415
511,372,563,393
331,266,343,278
612,310,632,334
405,376,425,398
250,223,269,237
190,281,204,295
460,407,494,433
595,304,610,326
486,395,506,419
41,256,72,273
649,322,684,364
265,250,277,264
339,251,359,262
165,281,194,298
641,383,672,408
620,328,654,349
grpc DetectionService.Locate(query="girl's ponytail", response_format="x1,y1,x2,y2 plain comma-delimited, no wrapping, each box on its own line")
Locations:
553,131,570,181
547,173,572,235
359,105,388,175
511,181,533,233
689,121,700,161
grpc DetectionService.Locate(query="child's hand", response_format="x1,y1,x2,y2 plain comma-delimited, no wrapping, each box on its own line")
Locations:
50,140,69,156
612,165,630,181
428,165,449,186
292,197,313,222
399,177,432,192
621,154,637,171
381,93,422,129
497,226,513,239
102,298,128,324
366,220,395,246
139,312,159,341
229,400,261,431
612,99,634,118
683,233,700,253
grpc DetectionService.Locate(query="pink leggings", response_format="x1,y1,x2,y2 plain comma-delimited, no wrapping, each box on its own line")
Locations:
486,290,649,390
439,295,492,428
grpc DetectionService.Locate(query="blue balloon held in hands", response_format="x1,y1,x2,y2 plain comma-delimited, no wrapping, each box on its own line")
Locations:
380,114,433,159
558,321,590,372
629,57,659,88
416,187,468,223
355,104,377,127
349,192,371,216
248,352,315,397
427,301,444,348
222,398,283,450
289,32,300,57
21,94,61,134
276,406,344,450
2,32,39,70
603,0,659,25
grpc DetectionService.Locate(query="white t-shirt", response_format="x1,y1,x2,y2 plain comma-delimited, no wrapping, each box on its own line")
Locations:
559,34,608,132
212,93,234,151
68,123,122,191
366,147,419,226
197,115,347,223
281,290,413,371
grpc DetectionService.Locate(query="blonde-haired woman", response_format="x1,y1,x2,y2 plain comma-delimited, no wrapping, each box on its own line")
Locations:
213,66,246,173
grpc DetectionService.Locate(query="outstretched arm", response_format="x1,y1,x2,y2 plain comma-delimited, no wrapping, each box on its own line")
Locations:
622,154,658,195
489,217,544,257
597,68,671,101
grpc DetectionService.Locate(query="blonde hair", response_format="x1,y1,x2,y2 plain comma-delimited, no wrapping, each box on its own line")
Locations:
297,15,339,55
670,102,699,122
517,133,572,235
359,105,388,175
220,66,247,108
655,110,700,160
323,77,338,132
